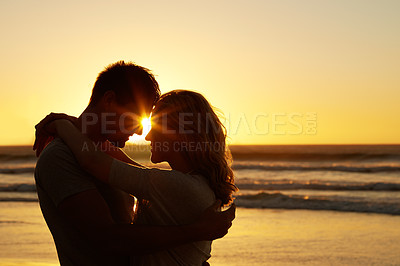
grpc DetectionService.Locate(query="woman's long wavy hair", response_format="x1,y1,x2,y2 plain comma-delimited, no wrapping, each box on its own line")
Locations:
152,90,238,205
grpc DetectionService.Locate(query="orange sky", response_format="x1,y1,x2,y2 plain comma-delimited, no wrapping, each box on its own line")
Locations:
1,0,399,145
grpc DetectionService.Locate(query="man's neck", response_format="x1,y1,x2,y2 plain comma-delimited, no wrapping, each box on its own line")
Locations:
75,105,106,143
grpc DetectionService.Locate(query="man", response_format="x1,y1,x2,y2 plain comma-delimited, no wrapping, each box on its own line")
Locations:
34,61,235,266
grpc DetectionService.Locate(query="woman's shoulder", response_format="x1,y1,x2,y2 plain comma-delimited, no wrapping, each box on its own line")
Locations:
150,169,207,185
148,169,213,196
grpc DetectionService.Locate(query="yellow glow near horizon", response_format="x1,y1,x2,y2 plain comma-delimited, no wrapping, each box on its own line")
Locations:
1,1,400,145
128,117,152,144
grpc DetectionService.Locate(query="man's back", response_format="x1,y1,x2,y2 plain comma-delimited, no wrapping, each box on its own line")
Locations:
35,138,133,266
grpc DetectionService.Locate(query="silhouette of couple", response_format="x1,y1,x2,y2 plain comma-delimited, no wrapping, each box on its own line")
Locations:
34,61,237,266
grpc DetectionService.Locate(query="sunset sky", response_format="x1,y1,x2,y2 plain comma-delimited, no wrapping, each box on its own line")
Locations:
1,0,399,145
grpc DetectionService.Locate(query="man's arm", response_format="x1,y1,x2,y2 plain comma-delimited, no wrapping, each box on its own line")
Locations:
58,189,235,255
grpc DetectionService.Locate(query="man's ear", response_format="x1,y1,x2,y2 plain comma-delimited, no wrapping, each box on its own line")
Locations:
102,90,117,110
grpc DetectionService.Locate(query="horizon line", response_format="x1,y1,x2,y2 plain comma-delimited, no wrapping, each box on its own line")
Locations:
2,143,400,147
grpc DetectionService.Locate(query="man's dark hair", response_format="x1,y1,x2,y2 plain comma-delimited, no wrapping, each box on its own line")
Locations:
89,61,160,108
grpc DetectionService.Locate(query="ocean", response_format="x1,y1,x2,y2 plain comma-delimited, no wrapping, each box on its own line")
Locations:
230,145,400,215
1,144,400,265
1,144,400,215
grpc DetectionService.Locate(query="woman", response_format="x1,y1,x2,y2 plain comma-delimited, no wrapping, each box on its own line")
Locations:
37,90,237,265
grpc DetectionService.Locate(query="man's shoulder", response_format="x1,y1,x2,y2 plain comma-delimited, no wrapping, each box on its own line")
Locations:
41,137,70,154
35,138,88,179
34,138,97,205
37,138,74,164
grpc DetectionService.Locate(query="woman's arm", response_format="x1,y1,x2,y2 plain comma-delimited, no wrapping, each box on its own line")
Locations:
101,141,143,167
53,119,113,183
37,119,236,253
53,120,154,200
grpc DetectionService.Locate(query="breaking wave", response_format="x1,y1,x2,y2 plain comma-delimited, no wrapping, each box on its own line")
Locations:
235,192,400,215
236,181,400,191
0,184,36,192
0,167,35,174
233,163,400,173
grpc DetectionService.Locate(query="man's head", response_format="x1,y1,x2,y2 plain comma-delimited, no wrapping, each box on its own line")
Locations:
87,61,160,147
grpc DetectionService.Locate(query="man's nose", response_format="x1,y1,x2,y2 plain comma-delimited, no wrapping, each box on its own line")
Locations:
145,129,152,141
136,127,143,136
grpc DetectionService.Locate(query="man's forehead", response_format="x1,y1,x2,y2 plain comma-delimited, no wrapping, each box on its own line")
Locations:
118,101,153,113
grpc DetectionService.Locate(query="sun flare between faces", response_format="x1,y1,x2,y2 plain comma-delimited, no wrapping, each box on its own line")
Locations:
128,117,152,143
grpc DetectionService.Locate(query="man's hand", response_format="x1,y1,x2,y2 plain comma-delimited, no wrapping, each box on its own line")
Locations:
194,199,236,241
33,113,77,157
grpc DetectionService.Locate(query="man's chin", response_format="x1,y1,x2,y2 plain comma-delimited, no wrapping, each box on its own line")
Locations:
150,155,162,164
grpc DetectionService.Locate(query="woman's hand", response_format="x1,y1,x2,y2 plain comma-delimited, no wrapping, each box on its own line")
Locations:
33,113,77,157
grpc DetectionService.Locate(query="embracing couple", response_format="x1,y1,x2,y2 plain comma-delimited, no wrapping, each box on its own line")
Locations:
33,61,237,266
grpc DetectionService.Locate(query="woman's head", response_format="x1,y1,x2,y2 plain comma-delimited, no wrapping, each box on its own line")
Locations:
145,90,237,205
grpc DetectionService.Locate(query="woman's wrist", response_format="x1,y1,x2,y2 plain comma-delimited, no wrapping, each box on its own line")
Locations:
53,119,75,139
53,119,66,134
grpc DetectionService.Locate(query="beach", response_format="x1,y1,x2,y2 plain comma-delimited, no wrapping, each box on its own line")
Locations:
2,0,400,264
1,144,400,265
1,202,400,265
209,208,400,265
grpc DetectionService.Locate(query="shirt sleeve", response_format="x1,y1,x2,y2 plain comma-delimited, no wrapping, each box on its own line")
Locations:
109,159,185,200
35,140,97,206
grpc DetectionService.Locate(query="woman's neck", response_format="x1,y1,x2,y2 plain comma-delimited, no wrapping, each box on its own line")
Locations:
168,155,193,174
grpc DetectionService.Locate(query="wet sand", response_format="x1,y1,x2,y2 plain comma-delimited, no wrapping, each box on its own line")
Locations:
1,202,400,265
